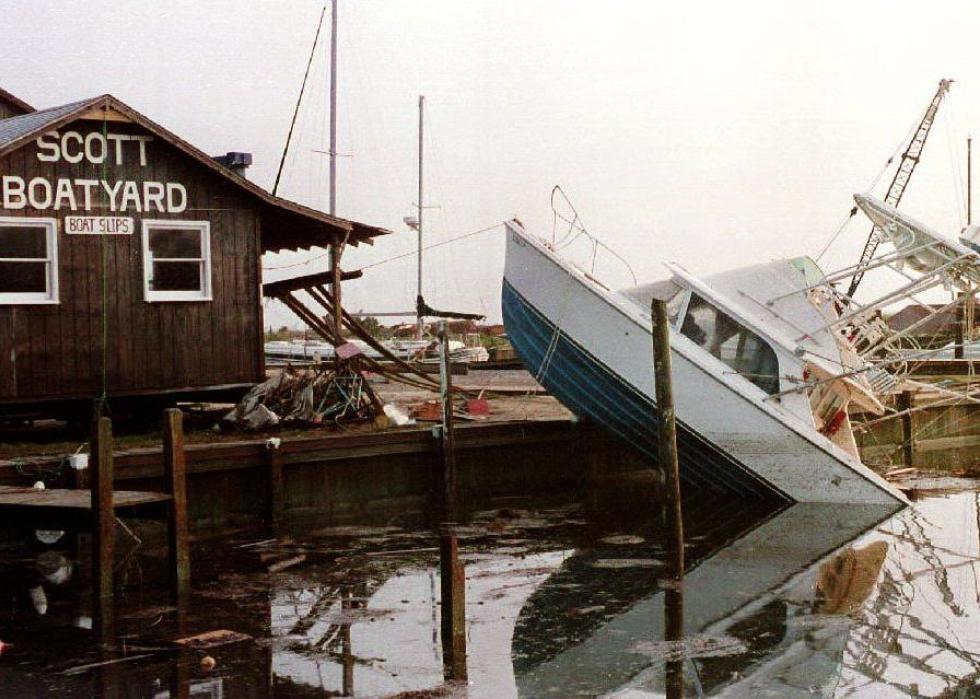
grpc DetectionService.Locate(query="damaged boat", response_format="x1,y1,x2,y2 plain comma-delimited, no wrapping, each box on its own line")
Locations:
501,213,909,505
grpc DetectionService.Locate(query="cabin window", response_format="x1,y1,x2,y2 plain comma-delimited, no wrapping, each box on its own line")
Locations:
0,217,58,305
665,288,689,327
680,293,780,394
141,220,212,302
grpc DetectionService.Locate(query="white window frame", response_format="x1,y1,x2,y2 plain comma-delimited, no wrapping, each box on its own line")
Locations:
141,219,212,302
0,216,59,305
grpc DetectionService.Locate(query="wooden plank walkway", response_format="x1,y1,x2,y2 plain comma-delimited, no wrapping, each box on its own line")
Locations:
0,486,171,508
0,486,171,528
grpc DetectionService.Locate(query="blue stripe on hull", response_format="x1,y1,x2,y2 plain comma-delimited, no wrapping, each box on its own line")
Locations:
502,279,788,500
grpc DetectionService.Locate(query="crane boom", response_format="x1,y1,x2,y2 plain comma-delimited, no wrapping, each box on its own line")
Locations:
846,78,953,299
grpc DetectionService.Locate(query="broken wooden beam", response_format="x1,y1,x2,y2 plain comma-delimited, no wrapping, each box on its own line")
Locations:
262,269,362,298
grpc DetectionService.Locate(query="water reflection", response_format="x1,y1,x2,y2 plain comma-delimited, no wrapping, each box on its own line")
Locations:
10,479,980,697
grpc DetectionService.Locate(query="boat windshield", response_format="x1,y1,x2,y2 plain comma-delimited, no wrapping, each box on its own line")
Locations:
665,287,688,326
680,294,780,394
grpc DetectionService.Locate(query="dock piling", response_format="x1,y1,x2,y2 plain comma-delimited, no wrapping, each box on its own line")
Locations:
652,298,684,697
266,438,285,524
898,391,915,466
437,321,457,515
90,415,115,641
440,530,467,680
652,299,684,573
163,409,190,599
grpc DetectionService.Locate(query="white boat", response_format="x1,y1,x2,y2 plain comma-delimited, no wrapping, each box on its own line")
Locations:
501,220,907,505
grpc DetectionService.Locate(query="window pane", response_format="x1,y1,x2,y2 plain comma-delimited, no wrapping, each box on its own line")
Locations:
0,226,47,259
680,294,779,394
0,261,47,292
148,228,201,259
152,261,202,292
665,289,687,326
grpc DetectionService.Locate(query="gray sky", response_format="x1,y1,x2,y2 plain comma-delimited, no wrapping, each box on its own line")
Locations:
3,1,979,327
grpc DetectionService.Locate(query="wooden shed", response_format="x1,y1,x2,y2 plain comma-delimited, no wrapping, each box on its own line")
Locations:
0,93,388,417
0,88,33,120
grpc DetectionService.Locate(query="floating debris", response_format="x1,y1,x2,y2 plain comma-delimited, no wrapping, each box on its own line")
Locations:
591,559,662,569
172,630,252,650
598,534,646,545
633,634,749,661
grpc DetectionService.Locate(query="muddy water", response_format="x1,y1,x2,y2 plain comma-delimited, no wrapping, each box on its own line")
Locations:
1,477,979,697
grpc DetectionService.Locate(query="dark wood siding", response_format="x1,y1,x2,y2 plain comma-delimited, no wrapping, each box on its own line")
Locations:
0,118,264,403
0,98,29,120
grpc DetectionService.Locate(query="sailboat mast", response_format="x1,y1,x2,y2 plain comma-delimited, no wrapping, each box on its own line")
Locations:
416,95,425,339
327,0,344,343
328,0,338,215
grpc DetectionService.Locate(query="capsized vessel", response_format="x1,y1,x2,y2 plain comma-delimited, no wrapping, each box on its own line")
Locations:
501,218,908,504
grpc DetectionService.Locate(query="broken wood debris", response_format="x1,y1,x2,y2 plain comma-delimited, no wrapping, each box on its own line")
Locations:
172,629,252,649
223,364,383,431
61,653,157,676
266,554,308,573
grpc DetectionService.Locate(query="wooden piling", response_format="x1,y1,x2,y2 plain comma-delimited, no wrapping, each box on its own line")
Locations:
437,321,457,515
898,391,914,467
653,298,685,697
90,415,115,640
162,409,190,599
341,591,355,695
652,299,684,575
440,531,467,680
330,240,345,369
956,293,966,359
266,439,285,524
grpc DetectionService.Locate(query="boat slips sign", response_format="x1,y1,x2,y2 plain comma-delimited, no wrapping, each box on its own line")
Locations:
64,216,134,235
1,128,189,231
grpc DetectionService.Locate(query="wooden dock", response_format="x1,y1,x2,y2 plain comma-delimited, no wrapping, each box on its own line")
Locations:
0,410,191,643
0,416,588,530
0,486,171,527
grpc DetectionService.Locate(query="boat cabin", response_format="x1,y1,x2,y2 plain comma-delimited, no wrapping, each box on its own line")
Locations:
625,256,884,458
0,93,388,417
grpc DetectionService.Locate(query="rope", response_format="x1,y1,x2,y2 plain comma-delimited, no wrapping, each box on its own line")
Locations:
262,221,503,272
816,206,858,263
813,110,924,265
272,3,328,196
549,186,638,286
944,99,967,227
98,114,110,415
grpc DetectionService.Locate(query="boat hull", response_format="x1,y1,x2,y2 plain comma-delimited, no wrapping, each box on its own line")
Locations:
502,223,904,505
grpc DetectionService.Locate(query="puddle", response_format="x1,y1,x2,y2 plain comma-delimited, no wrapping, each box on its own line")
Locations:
2,480,980,696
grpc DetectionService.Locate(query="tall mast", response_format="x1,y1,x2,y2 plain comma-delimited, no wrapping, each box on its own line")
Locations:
328,0,338,215
969,135,973,226
416,95,425,339
328,0,343,342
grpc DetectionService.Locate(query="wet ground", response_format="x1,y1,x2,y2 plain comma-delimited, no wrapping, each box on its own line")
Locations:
2,475,980,697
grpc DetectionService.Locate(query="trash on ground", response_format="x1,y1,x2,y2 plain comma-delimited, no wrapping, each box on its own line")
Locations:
223,364,381,431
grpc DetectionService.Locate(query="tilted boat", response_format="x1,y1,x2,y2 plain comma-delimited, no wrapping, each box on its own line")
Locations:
501,218,908,505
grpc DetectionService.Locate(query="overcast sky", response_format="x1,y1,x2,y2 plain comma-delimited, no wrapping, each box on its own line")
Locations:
3,1,979,327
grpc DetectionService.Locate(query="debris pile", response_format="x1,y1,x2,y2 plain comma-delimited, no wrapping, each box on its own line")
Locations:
224,365,381,431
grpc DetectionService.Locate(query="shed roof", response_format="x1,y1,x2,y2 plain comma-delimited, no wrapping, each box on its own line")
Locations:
0,87,34,115
0,94,390,252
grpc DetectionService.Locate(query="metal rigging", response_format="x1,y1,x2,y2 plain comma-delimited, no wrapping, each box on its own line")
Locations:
846,78,953,299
